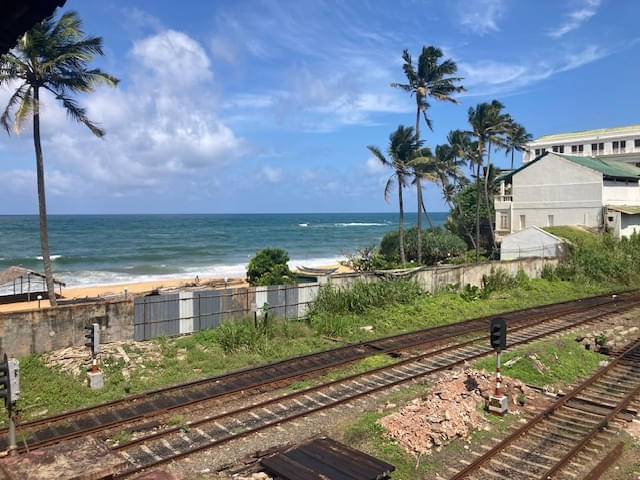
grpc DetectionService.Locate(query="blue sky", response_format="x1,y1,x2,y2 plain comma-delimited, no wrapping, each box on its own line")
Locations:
1,0,639,214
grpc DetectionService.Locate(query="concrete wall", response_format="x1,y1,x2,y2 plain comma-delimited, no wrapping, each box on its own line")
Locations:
603,179,640,205
0,257,558,357
621,213,640,237
0,300,133,359
500,227,566,260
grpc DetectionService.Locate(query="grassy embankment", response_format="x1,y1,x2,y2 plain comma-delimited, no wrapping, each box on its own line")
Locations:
12,227,640,423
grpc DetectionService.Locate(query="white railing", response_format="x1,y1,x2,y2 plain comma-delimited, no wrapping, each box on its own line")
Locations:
495,195,513,202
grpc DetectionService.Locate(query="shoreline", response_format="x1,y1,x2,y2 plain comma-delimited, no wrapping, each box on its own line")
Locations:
0,263,353,313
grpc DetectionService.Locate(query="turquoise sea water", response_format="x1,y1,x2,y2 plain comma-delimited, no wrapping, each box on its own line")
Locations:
0,213,447,286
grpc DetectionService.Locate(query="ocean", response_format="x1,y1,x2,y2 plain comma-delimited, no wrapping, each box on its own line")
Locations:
0,213,448,287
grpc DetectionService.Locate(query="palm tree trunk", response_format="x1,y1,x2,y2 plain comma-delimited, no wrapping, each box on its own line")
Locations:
420,196,433,228
32,87,57,307
483,141,497,257
398,176,406,267
475,160,481,263
415,106,422,264
510,148,514,170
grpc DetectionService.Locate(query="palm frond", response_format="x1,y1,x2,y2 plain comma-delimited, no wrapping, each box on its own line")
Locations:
384,175,395,203
367,145,390,167
0,82,29,133
45,86,105,137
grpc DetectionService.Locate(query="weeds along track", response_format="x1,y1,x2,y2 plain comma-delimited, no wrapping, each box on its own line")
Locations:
449,338,640,480
105,295,640,478
2,291,638,454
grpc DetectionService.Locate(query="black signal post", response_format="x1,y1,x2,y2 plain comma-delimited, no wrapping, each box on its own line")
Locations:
84,323,100,373
488,318,508,415
0,353,20,455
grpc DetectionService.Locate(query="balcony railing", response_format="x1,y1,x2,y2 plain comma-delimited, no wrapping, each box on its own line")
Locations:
495,195,513,202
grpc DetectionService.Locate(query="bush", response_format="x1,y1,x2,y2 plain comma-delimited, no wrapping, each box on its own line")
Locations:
247,248,294,286
310,278,423,316
341,246,393,272
380,227,467,265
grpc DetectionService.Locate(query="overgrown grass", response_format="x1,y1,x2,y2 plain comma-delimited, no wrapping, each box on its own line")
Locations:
474,335,606,387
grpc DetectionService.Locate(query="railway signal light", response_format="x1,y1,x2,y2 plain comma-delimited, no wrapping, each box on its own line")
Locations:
490,318,507,350
84,323,100,356
0,353,20,407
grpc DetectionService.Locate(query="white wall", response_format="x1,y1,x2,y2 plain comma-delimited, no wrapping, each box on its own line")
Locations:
603,180,640,205
500,228,564,260
511,154,603,230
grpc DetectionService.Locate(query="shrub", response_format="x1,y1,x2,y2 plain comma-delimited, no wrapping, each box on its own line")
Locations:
310,278,423,316
247,248,294,286
342,246,392,272
380,227,467,265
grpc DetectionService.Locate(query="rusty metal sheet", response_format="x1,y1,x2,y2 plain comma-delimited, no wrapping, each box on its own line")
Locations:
261,437,394,480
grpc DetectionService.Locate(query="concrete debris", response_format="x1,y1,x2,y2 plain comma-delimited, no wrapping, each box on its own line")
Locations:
42,340,163,378
379,369,535,456
232,473,272,479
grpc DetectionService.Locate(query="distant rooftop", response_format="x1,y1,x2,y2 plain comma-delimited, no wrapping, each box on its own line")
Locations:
534,124,640,142
496,152,640,182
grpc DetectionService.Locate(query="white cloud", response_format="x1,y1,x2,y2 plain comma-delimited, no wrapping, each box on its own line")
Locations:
1,29,243,198
365,156,387,175
131,30,212,86
261,165,282,183
457,0,506,35
549,0,601,38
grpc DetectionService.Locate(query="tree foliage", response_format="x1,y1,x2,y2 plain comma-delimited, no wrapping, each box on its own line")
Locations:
380,227,467,265
247,248,294,286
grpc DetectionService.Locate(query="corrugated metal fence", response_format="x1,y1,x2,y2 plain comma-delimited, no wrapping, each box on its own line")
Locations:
133,283,319,341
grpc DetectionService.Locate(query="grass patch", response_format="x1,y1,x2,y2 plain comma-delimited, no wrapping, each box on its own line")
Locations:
474,335,606,387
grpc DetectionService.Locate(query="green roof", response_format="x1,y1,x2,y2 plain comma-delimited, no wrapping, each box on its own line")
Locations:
496,152,640,182
535,124,640,142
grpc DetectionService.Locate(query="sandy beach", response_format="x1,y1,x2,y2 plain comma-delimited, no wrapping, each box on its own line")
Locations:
0,264,352,313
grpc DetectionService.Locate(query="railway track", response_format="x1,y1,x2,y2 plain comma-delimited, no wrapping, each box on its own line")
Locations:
450,338,640,480
4,291,634,454
104,295,640,478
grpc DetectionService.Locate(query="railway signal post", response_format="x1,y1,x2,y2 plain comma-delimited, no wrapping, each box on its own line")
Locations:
85,323,103,389
488,318,508,415
0,353,20,455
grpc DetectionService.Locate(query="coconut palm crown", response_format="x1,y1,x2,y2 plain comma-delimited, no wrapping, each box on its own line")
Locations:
1,11,119,305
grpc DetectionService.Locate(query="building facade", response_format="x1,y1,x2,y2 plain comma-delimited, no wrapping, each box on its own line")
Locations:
522,125,640,165
495,152,640,240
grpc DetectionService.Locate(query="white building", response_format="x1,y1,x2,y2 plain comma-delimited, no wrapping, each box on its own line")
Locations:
500,226,566,261
523,125,640,165
495,152,640,240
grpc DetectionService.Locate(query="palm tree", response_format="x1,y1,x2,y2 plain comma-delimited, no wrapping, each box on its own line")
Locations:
505,121,533,169
467,101,510,261
1,12,118,305
367,126,417,267
391,46,464,264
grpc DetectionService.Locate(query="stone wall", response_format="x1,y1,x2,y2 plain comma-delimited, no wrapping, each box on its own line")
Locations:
0,299,133,358
0,256,557,357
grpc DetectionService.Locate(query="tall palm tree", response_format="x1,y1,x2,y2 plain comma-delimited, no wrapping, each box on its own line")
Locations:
1,12,118,305
505,121,533,169
391,46,464,264
367,126,417,267
467,101,510,261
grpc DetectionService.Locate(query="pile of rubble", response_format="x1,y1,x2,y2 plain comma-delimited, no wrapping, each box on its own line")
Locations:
576,325,639,354
42,341,163,379
379,369,535,456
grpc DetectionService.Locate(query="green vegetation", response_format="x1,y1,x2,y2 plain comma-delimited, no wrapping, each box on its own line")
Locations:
474,335,605,387
542,227,640,285
246,248,294,286
380,227,467,265
11,271,631,423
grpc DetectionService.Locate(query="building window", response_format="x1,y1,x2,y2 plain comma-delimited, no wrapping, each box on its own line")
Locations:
620,140,626,152
552,146,558,152
552,145,565,153
613,141,619,152
571,145,583,153
547,215,554,227
500,215,509,230
592,143,604,154
542,148,547,153
635,139,640,148
520,215,526,229
535,148,541,156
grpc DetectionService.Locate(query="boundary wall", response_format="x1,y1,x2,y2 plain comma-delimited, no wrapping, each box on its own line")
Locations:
0,256,559,357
